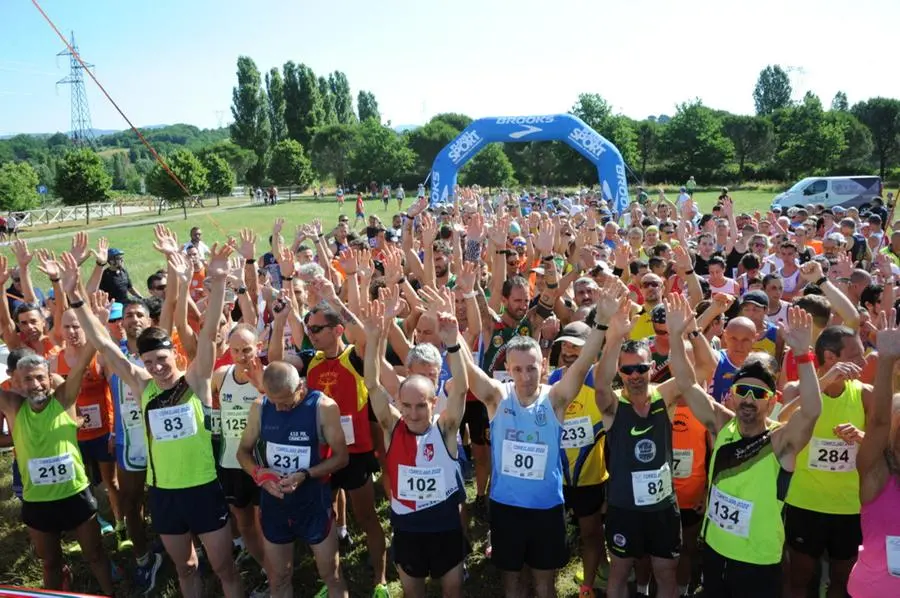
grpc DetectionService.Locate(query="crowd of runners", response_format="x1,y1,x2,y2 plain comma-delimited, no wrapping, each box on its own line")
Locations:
0,182,899,598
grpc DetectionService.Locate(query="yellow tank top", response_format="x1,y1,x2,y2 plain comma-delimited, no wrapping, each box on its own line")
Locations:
561,384,607,487
786,379,865,514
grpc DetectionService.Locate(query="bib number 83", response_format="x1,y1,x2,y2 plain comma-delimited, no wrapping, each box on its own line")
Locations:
163,417,183,432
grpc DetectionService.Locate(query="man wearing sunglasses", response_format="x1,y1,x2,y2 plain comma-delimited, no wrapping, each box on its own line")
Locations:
668,296,822,597
594,297,717,598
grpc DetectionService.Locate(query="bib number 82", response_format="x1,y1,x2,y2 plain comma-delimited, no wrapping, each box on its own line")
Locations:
646,480,665,496
514,454,534,469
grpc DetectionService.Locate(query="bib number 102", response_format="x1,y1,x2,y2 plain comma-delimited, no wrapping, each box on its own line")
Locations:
405,477,437,493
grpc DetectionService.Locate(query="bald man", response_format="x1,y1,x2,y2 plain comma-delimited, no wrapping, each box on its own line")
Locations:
709,316,758,403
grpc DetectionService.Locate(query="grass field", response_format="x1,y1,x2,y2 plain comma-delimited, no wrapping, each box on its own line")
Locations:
0,188,777,596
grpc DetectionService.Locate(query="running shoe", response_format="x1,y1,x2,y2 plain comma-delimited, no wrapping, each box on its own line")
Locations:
249,580,270,597
579,585,595,598
373,583,391,597
115,522,132,551
338,529,353,550
97,515,115,536
314,585,329,598
134,552,162,594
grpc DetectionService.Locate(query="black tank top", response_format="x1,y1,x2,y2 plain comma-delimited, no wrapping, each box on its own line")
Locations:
606,389,676,511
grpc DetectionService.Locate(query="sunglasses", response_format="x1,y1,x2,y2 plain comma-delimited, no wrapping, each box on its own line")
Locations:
306,323,336,334
641,281,660,288
619,363,652,376
152,285,167,292
732,383,772,401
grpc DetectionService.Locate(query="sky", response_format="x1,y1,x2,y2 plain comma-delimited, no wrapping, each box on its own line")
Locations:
1,0,899,136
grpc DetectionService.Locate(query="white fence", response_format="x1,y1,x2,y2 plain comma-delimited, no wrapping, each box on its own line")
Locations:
18,203,121,228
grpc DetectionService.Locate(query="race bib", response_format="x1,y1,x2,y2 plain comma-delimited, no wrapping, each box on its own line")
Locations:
560,416,593,449
708,485,753,538
208,409,222,435
79,404,102,430
222,413,248,438
122,401,143,430
148,404,198,442
808,438,857,472
673,449,694,479
397,465,446,502
340,415,355,445
266,443,311,476
887,536,900,578
28,454,76,486
631,463,673,506
492,370,513,383
501,439,547,480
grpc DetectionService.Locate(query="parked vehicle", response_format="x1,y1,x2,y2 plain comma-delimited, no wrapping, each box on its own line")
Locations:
771,176,882,210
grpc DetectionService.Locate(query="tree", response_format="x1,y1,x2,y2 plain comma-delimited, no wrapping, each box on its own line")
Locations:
329,71,356,125
319,76,337,125
197,141,256,183
852,98,900,178
230,56,271,186
828,111,874,173
831,91,849,112
569,94,638,166
753,65,793,115
430,113,472,132
771,94,844,178
460,144,516,190
55,149,112,222
406,120,460,177
0,162,40,211
146,149,209,205
108,152,130,190
348,120,415,185
310,124,358,185
200,153,236,206
722,114,775,179
265,68,289,145
268,139,314,200
283,62,324,149
635,121,660,180
660,101,733,177
358,90,380,123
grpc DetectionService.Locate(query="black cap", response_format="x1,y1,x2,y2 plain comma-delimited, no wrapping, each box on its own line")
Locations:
650,304,667,324
740,290,769,309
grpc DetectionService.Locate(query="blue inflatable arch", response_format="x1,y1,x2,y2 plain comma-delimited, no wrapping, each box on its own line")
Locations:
429,114,630,214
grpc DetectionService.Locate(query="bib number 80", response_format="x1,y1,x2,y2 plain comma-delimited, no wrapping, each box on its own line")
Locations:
514,454,534,469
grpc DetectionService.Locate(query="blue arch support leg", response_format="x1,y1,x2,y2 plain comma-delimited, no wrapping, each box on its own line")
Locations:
429,114,629,214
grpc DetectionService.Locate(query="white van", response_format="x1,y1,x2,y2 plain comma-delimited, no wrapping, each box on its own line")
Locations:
771,176,882,210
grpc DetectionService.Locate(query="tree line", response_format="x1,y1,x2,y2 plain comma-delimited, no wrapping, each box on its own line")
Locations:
2,63,900,212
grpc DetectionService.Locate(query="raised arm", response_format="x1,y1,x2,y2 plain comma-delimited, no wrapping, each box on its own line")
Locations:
773,307,821,468
435,309,468,436
11,240,37,305
312,276,366,351
420,214,438,288
35,250,67,346
0,256,21,349
361,298,401,434
188,243,233,386
666,293,731,434
56,341,97,410
455,262,482,347
170,252,198,359
58,252,150,395
594,300,635,418
85,237,108,294
550,280,622,410
237,228,261,304
799,260,859,330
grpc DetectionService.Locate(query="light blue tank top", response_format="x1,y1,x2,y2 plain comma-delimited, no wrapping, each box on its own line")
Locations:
489,383,564,509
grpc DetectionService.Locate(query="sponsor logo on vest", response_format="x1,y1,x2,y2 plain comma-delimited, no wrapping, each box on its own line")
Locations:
613,533,627,547
316,371,339,397
505,428,545,444
423,443,434,462
288,431,310,442
635,438,657,463
221,393,232,402
534,405,548,427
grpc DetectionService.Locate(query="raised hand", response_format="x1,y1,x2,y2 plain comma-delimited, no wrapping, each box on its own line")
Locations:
819,362,863,388
833,423,865,444
799,260,825,284
35,249,61,281
780,306,813,354
92,237,109,265
875,308,900,358
11,239,32,266
310,276,337,302
420,213,438,246
337,248,357,275
89,290,112,324
436,310,461,347
273,217,285,237
834,251,854,278
207,243,234,280
152,223,179,255
168,251,191,284
278,247,295,279
355,248,374,281
534,219,555,255
381,246,403,286
607,297,637,340
419,285,452,315
238,228,257,261
673,244,694,274
710,292,736,314
58,252,82,295
408,195,428,218
379,284,401,319
541,316,560,343
663,293,693,337
595,278,628,324
0,255,10,286
456,261,478,294
465,212,485,242
70,232,91,266
489,214,510,247
359,298,388,343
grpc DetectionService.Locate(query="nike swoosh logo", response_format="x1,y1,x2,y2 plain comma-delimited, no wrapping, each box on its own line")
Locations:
509,124,542,139
630,425,653,436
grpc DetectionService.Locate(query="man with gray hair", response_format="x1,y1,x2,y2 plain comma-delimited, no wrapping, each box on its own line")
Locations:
0,351,115,595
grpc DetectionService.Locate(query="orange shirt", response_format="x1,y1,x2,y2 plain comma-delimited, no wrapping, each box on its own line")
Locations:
189,268,207,302
672,404,709,510
53,353,113,441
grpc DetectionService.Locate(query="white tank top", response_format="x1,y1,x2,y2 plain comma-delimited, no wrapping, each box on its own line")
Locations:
217,365,260,469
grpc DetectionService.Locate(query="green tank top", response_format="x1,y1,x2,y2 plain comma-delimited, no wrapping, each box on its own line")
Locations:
703,419,789,565
142,377,217,489
786,379,865,514
13,397,89,502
